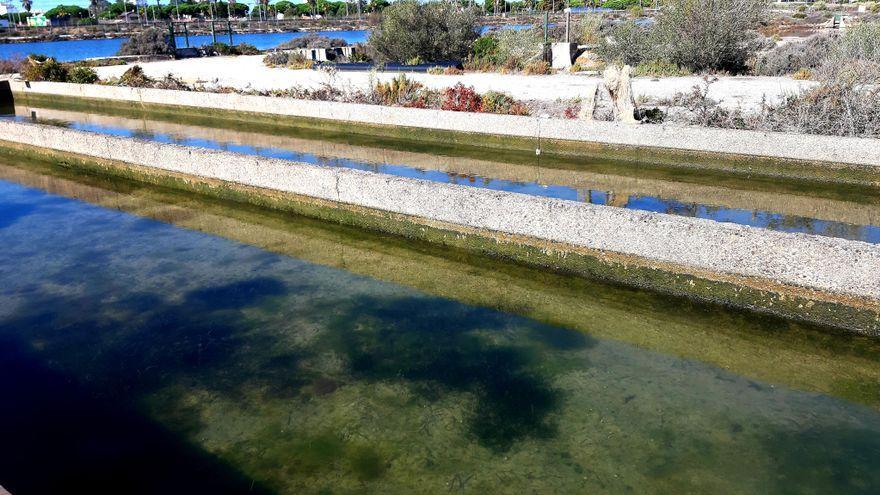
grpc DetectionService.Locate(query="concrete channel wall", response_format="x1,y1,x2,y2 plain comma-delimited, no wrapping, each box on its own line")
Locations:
2,119,879,309
9,80,880,168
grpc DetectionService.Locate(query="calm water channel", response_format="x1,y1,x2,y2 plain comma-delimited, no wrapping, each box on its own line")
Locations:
0,125,879,493
7,103,880,244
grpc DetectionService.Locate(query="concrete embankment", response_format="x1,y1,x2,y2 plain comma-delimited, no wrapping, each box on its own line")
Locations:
17,104,880,229
8,80,880,185
0,119,877,334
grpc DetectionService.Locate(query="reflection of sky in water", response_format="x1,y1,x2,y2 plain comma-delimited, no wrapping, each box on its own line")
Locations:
8,114,880,244
0,179,878,494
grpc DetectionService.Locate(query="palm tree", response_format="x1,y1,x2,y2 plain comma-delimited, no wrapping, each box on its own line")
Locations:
21,0,31,13
260,0,269,21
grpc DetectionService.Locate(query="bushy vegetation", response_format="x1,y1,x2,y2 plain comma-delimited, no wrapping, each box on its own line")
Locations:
277,34,348,50
117,28,173,57
21,56,69,82
597,21,653,66
68,66,99,84
665,74,880,138
754,35,832,76
263,51,316,69
466,28,543,72
200,42,261,56
0,57,24,75
598,0,766,74
368,0,480,63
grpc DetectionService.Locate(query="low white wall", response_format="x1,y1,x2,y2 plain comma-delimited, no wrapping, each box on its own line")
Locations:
2,119,878,302
10,80,880,168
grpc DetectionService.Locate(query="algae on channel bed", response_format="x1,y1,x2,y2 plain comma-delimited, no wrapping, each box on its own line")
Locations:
0,161,879,494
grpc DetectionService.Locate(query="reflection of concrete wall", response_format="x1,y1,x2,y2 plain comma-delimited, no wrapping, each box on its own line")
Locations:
2,118,879,310
10,80,880,168
4,160,880,407
20,105,880,229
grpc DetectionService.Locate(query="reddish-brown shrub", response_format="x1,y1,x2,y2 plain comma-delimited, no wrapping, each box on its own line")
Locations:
441,83,482,112
563,106,579,119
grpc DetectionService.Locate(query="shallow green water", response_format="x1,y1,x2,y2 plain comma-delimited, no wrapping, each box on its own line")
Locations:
0,159,878,495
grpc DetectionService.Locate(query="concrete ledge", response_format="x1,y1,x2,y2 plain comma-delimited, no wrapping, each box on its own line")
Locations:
9,80,880,171
1,119,878,334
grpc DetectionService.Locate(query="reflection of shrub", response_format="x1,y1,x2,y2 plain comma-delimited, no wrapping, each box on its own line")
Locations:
117,28,173,56
441,83,482,112
369,0,479,63
22,56,68,82
68,66,98,84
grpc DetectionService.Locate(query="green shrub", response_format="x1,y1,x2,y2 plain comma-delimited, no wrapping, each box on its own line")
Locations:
481,91,529,115
634,58,689,77
494,27,543,69
597,21,655,66
277,34,348,49
576,15,603,45
523,60,551,75
368,0,480,63
471,35,498,61
374,74,424,106
22,56,68,82
235,43,260,55
68,66,99,84
117,28,173,56
601,0,640,9
753,35,832,76
654,0,767,73
263,51,290,67
814,21,880,84
119,65,152,87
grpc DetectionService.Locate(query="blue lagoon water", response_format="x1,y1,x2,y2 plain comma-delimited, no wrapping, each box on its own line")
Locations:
0,29,370,62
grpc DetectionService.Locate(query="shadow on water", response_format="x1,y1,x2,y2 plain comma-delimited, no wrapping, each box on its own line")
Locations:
0,336,275,495
318,295,596,452
0,277,304,494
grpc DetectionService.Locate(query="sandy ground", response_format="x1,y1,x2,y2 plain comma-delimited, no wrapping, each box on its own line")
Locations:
95,55,816,112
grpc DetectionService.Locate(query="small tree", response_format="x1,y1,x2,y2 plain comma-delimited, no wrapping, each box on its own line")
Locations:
368,0,480,63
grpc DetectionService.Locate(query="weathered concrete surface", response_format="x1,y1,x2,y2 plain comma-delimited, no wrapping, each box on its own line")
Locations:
9,80,880,168
2,118,878,308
